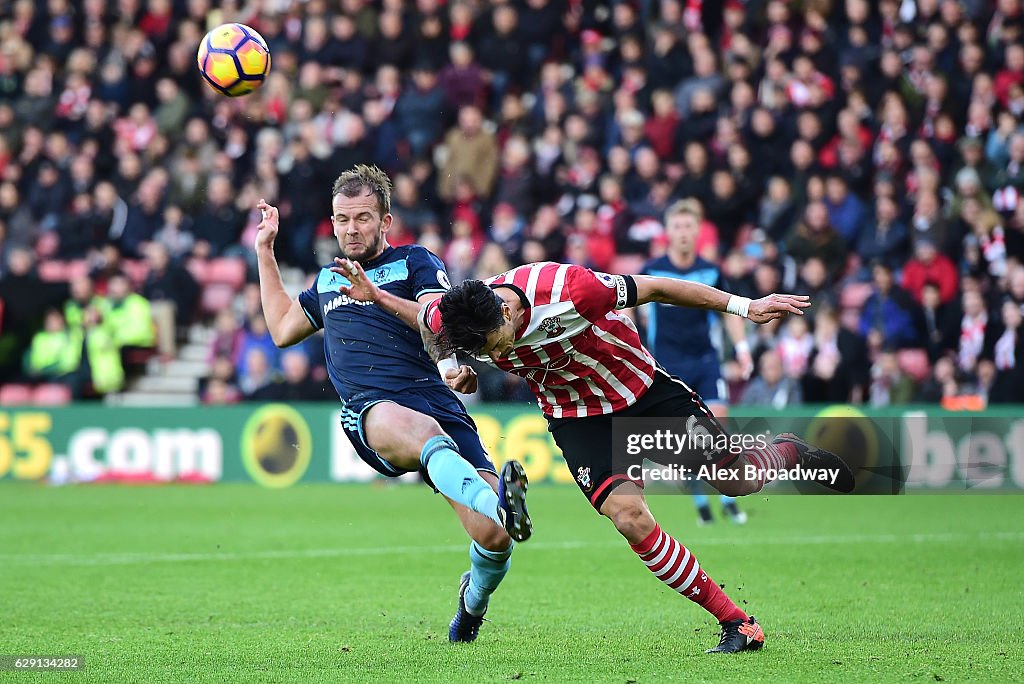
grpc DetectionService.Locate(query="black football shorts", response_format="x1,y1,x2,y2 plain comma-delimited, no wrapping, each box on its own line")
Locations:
547,368,728,511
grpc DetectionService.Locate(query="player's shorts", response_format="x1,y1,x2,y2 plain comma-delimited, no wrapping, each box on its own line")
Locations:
340,387,495,487
662,352,725,403
547,368,728,511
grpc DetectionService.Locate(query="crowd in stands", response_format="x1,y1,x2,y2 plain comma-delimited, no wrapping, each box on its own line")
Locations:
1,0,1023,408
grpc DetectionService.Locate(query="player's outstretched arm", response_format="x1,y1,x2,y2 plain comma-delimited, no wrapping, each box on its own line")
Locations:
632,275,810,324
255,200,316,347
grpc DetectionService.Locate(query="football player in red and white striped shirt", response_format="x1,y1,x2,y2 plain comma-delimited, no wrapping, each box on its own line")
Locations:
421,262,856,654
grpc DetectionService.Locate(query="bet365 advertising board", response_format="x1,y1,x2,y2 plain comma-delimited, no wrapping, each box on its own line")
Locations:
0,404,1021,490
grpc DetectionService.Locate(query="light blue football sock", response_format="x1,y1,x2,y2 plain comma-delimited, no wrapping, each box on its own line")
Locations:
420,435,502,527
719,495,736,506
692,493,710,509
465,541,513,616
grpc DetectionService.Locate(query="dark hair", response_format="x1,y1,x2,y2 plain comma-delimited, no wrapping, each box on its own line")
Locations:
437,280,504,356
331,164,392,217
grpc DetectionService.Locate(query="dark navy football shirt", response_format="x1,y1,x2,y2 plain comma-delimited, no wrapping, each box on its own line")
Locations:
297,244,452,401
641,255,720,369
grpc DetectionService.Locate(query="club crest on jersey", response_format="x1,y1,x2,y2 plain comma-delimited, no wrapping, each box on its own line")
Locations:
539,315,566,338
577,466,592,490
372,266,391,283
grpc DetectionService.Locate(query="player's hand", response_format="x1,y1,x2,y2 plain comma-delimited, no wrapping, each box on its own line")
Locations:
255,199,279,249
747,293,810,324
444,365,478,394
331,257,382,303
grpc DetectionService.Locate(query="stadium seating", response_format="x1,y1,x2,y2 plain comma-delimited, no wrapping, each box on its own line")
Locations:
0,384,33,406
32,383,73,406
38,260,90,283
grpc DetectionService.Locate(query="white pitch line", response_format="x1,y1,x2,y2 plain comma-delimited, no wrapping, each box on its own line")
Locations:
1,531,1022,568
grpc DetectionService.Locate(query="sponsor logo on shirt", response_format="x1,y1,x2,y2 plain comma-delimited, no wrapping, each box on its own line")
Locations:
324,294,373,316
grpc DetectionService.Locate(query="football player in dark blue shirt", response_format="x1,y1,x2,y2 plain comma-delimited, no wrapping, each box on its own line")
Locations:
253,165,530,642
641,200,753,526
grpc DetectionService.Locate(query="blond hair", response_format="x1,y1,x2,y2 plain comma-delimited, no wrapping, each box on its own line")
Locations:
664,198,704,222
331,164,393,216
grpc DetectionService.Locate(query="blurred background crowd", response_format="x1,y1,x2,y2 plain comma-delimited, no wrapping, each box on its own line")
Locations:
0,0,1023,408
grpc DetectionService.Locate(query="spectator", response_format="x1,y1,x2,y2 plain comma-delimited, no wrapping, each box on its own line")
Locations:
916,354,962,403
901,239,960,305
439,42,486,111
240,347,278,399
921,282,960,363
869,350,916,407
203,378,241,405
823,174,867,246
151,205,196,261
238,315,279,380
909,191,953,253
758,177,799,243
741,349,802,408
24,309,79,383
141,243,199,358
795,257,839,320
856,196,909,278
982,299,1024,403
785,201,849,280
102,273,156,352
803,307,869,404
0,248,67,380
777,316,814,380
193,175,244,258
259,349,326,402
438,105,498,201
860,261,922,351
74,306,125,396
394,63,446,157
957,289,989,375
475,5,527,100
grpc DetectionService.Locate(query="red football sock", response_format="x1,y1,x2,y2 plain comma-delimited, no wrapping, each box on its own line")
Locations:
630,524,746,623
739,442,799,492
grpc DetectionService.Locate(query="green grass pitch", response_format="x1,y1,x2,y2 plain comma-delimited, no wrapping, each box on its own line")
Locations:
2,483,1022,683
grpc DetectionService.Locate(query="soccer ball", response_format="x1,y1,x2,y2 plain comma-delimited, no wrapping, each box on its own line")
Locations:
197,23,271,97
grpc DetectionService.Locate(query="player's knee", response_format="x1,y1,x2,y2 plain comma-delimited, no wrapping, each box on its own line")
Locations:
474,522,512,553
409,416,446,444
605,500,656,544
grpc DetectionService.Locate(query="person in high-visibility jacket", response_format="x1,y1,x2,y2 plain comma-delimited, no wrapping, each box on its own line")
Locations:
99,273,156,350
24,309,79,379
75,306,125,395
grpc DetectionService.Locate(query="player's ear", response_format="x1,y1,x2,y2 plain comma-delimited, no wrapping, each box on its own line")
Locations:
380,213,392,233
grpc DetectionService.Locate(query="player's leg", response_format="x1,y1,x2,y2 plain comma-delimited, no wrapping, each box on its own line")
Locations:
435,416,520,640
649,370,854,497
444,471,514,637
549,412,763,654
599,483,762,652
361,401,528,537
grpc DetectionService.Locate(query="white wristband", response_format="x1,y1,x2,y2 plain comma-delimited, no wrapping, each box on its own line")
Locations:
726,295,751,318
437,357,459,376
735,339,751,356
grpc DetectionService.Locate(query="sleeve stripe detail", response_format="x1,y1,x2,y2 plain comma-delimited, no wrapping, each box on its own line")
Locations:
301,305,322,329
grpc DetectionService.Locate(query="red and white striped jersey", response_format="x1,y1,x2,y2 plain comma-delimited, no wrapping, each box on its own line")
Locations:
432,262,657,418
